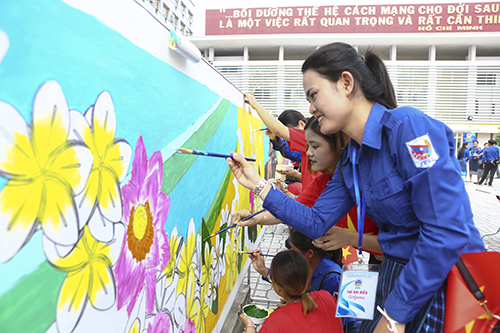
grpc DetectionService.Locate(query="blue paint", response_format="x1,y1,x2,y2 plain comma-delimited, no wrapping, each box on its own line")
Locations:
0,0,219,159
166,104,238,237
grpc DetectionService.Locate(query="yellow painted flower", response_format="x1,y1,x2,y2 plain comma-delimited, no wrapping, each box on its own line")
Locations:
200,242,214,306
225,232,238,293
43,223,125,333
0,81,93,263
186,270,206,333
176,219,197,297
163,226,183,285
69,91,132,242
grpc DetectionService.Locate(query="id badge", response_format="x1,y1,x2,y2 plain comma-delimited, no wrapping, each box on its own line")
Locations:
335,262,379,320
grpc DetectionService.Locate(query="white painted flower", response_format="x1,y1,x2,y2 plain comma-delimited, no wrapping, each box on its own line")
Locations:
0,81,93,262
69,91,132,242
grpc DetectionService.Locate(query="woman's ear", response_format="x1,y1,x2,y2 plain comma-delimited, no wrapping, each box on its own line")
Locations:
305,249,315,260
340,71,355,96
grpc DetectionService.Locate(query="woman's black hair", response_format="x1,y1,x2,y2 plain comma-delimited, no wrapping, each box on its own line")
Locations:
302,42,397,110
290,229,342,267
304,117,348,175
270,250,317,315
458,142,469,160
278,110,307,128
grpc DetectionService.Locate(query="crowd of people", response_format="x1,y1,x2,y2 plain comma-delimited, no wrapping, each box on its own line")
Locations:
234,42,488,333
458,139,500,186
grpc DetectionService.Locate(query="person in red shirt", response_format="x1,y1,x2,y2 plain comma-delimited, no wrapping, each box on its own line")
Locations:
239,250,344,333
244,92,315,191
236,117,381,254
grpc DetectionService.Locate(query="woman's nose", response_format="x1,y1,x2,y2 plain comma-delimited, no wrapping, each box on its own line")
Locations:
309,103,317,115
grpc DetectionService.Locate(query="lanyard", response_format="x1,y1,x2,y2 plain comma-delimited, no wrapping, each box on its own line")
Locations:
351,145,366,257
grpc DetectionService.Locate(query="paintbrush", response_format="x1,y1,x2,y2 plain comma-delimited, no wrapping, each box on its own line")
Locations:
252,128,268,132
204,209,266,240
174,147,256,162
238,251,274,257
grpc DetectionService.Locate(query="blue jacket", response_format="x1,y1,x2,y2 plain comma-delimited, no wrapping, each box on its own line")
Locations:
483,145,499,161
263,102,485,323
270,137,302,162
310,257,341,296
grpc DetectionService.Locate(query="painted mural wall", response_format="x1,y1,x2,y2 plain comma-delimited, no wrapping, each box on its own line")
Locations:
0,1,268,332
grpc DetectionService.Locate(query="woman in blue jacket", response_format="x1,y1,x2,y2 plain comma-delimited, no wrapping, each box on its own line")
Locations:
227,42,484,333
457,142,469,178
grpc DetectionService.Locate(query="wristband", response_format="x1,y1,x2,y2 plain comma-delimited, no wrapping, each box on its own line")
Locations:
261,268,271,283
252,179,266,196
244,324,257,331
376,306,399,332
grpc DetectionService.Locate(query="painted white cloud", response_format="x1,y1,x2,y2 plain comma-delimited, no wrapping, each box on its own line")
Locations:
0,29,9,65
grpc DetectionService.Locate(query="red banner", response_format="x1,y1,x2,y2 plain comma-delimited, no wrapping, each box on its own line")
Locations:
206,3,500,35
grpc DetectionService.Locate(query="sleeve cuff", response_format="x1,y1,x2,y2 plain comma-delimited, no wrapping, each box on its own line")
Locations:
384,291,418,324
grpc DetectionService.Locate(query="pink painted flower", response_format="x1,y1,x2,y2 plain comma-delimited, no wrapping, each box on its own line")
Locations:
114,136,171,315
147,311,171,333
182,318,196,333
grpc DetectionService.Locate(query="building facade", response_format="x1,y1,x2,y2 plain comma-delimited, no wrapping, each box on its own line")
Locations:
192,1,500,147
139,0,195,36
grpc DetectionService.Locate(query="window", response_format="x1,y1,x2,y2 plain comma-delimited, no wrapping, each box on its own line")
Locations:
163,4,169,18
188,11,193,22
173,14,178,26
477,73,496,85
181,22,186,34
155,0,160,9
181,2,186,16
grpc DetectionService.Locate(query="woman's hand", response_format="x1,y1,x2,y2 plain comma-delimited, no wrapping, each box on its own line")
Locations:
313,226,356,251
239,313,255,328
276,169,301,178
373,315,406,333
244,92,260,110
265,129,277,141
227,152,263,191
249,250,269,277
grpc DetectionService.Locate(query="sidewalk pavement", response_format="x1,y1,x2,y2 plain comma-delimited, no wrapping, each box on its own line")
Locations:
242,176,500,330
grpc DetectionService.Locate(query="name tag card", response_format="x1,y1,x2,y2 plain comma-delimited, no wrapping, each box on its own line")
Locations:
336,263,379,320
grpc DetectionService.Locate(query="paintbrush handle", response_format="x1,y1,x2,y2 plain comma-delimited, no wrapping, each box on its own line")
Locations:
179,148,256,162
239,209,266,222
238,251,274,257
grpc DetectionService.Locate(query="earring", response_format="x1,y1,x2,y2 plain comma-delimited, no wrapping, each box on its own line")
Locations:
345,90,348,95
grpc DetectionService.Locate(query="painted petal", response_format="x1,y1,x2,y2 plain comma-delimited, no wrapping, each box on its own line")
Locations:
155,191,171,231
145,226,160,269
0,102,33,177
0,180,42,262
121,182,139,226
41,179,79,246
56,272,88,333
88,209,114,244
139,169,159,213
50,143,93,196
32,81,70,160
96,167,123,223
88,264,116,310
158,228,170,272
107,222,125,265
173,294,187,332
145,268,156,314
92,91,117,158
125,266,145,316
83,105,94,126
68,110,91,143
147,151,163,186
105,139,132,183
73,187,97,230
131,136,147,186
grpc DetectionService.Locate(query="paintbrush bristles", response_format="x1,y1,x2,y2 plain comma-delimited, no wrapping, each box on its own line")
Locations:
177,147,193,154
